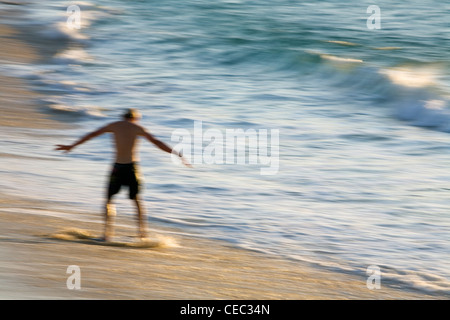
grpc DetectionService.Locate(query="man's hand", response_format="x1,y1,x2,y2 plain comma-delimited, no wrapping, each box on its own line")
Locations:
55,144,74,153
181,156,193,168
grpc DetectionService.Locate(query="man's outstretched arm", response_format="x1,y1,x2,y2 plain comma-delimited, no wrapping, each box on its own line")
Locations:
55,124,111,153
142,130,192,167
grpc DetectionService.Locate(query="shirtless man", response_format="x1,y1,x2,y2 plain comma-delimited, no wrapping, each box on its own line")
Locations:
55,108,191,242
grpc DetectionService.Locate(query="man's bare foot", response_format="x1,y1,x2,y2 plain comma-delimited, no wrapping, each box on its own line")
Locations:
100,234,112,242
139,234,148,242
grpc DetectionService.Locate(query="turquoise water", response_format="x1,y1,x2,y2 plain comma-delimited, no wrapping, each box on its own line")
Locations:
1,0,449,295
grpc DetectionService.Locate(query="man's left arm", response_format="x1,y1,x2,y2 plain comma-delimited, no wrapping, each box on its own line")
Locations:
141,128,192,167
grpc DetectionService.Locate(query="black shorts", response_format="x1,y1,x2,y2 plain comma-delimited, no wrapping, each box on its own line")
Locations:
107,163,142,200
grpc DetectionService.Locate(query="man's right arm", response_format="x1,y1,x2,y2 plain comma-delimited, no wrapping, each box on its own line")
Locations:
55,123,113,153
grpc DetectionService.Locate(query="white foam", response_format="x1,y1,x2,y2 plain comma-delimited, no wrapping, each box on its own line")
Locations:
320,62,450,133
47,228,179,249
326,40,359,46
47,104,106,118
320,54,363,63
381,268,450,295
38,21,88,42
396,99,450,130
53,47,94,64
20,2,113,44
306,50,364,64
381,67,438,88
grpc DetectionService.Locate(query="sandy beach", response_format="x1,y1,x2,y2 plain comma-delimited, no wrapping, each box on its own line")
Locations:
0,17,446,300
0,196,439,300
0,24,67,130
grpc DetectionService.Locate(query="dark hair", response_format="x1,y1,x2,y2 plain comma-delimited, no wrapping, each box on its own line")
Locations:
123,108,141,119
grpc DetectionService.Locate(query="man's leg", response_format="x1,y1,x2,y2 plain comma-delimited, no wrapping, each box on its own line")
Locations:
104,164,123,241
105,163,120,242
104,198,116,241
129,163,146,240
134,196,147,240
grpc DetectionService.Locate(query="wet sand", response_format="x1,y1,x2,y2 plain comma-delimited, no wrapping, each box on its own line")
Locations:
0,196,439,300
0,24,68,130
0,22,443,300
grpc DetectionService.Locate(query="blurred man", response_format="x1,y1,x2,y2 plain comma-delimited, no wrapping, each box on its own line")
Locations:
55,108,191,241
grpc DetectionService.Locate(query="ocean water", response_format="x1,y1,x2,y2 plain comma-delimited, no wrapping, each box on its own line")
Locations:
1,0,449,295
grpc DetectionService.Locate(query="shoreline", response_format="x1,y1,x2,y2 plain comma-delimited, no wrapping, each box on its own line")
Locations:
0,194,441,300
0,23,73,130
0,16,446,300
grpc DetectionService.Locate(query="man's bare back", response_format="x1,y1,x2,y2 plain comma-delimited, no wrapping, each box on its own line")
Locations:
107,120,144,164
93,120,165,164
